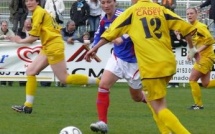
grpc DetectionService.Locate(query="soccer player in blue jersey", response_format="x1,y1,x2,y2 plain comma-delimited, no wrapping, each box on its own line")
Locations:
88,0,146,133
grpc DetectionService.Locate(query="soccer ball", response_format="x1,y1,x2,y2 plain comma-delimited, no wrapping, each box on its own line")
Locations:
59,126,82,134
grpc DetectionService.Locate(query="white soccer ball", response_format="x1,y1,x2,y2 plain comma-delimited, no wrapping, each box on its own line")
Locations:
59,126,82,134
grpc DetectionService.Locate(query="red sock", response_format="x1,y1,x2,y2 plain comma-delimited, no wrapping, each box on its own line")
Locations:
97,90,109,123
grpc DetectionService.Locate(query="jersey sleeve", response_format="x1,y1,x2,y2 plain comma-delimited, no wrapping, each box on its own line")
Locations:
29,7,45,37
92,19,106,47
197,23,215,45
163,8,196,37
101,8,132,41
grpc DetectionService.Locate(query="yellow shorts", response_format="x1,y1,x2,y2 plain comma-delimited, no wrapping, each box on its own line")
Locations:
40,42,65,65
142,76,172,101
193,57,213,74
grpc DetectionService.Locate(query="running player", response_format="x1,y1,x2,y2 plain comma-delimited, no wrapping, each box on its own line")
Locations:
9,0,100,114
186,7,215,110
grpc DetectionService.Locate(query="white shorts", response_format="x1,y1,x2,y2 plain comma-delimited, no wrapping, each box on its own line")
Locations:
105,53,142,89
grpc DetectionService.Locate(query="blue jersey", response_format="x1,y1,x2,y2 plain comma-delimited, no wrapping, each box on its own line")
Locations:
92,9,136,63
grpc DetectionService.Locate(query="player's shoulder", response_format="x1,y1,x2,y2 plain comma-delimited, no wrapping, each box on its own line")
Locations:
34,6,46,15
197,21,207,27
195,21,208,30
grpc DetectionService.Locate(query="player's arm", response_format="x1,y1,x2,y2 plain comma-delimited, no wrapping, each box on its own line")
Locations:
164,8,198,60
92,23,105,47
10,35,39,44
84,38,109,62
189,24,214,57
19,36,38,43
184,34,198,61
185,34,195,49
197,45,210,53
93,38,109,50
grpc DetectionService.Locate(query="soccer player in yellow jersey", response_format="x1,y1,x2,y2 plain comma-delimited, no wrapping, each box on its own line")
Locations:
84,0,199,133
9,0,100,114
186,7,215,110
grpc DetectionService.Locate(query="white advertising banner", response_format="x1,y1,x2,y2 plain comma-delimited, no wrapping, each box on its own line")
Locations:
0,40,214,83
0,40,53,81
0,40,112,81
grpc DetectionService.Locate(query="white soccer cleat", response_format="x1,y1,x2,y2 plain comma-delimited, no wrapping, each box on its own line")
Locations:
90,121,108,134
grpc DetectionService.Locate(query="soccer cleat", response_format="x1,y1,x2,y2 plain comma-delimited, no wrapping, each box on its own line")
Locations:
11,105,33,114
188,104,204,110
90,121,108,134
167,85,172,88
174,85,179,88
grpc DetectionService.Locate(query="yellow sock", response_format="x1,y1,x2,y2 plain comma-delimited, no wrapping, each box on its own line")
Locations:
24,76,37,107
66,74,100,85
147,104,171,134
158,108,190,134
189,81,203,106
207,79,215,88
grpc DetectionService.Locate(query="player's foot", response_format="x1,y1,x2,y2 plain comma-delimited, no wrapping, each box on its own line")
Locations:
188,104,204,110
90,121,108,134
174,85,179,88
167,84,172,88
11,105,33,114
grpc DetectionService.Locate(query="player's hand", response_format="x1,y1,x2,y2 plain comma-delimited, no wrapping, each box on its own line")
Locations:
9,36,22,43
187,47,197,61
84,47,98,62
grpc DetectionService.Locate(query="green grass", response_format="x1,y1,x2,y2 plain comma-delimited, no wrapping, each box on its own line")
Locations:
0,82,215,134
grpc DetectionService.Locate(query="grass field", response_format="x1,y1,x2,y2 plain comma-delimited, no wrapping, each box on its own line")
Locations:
0,82,215,134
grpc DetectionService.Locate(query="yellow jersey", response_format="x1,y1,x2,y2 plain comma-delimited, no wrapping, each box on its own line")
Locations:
192,20,215,59
102,0,196,78
29,6,63,46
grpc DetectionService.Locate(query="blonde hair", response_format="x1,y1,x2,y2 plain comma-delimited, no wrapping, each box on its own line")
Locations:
186,7,198,14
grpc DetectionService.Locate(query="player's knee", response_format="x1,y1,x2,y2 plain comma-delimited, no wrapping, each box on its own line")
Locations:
202,82,209,88
26,68,39,76
98,81,110,89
